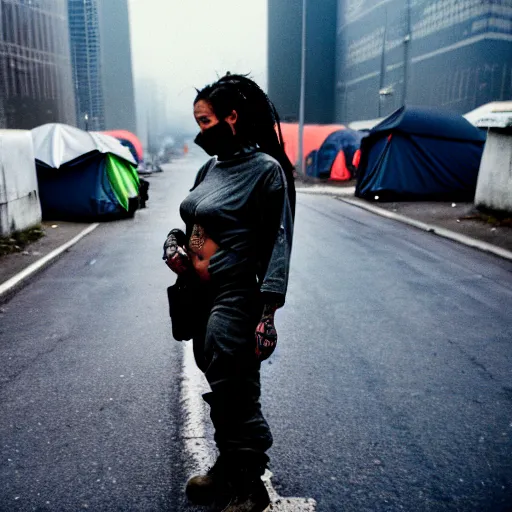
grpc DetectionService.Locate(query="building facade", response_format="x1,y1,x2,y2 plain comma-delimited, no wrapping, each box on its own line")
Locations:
0,0,76,129
98,0,137,134
336,0,512,122
68,0,105,131
267,0,338,124
268,0,512,124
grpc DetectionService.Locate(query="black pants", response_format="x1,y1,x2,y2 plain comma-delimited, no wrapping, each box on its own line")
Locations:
192,276,273,459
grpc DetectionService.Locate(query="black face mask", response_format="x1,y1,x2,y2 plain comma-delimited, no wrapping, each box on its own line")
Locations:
194,121,240,159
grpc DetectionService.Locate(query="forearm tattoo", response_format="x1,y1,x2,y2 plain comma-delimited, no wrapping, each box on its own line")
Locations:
262,303,277,319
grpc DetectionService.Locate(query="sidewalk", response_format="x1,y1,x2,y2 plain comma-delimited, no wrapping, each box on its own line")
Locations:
1,186,511,302
0,221,98,303
296,184,512,258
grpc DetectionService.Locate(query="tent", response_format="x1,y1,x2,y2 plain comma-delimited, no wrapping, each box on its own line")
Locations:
355,106,486,201
102,129,144,163
32,124,140,220
279,123,345,167
306,129,364,180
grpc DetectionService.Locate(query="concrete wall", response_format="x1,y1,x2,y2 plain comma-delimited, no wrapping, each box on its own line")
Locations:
475,130,512,214
0,130,42,236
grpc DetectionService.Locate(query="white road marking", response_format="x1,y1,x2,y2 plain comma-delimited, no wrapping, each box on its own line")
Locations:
0,223,100,301
181,341,317,510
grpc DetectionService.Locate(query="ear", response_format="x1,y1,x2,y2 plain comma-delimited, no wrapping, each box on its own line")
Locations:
225,110,238,134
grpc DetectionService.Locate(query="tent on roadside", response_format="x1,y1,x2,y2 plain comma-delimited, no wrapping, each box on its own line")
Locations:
355,106,486,201
32,124,140,220
306,129,364,181
102,129,144,163
279,123,345,168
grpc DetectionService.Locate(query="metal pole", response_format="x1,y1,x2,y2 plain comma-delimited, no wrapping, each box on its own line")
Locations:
403,0,411,105
297,0,307,177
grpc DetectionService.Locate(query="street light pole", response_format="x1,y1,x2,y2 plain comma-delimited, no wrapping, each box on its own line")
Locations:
297,0,307,177
84,113,89,131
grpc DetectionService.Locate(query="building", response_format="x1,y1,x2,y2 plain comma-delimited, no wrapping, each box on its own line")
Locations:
97,0,137,134
0,0,76,129
267,0,338,124
268,0,512,124
68,0,105,131
336,0,512,123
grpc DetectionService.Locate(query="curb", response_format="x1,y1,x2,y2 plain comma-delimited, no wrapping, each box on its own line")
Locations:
338,197,512,262
0,223,100,303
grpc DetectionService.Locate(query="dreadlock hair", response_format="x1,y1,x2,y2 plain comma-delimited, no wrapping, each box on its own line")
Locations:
194,73,296,216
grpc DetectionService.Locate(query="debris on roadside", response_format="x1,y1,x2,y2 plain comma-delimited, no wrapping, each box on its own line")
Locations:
0,226,45,257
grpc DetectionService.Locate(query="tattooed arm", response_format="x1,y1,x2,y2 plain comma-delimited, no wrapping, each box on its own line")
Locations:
255,303,278,361
162,228,190,275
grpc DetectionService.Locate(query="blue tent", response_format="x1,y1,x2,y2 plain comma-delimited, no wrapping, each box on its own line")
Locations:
355,106,486,201
305,150,319,177
306,129,364,179
32,124,140,221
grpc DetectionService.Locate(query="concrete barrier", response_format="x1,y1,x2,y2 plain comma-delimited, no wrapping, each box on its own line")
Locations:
475,129,512,214
0,130,42,236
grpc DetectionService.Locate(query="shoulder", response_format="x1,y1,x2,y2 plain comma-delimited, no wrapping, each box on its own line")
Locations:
191,157,217,190
251,152,285,186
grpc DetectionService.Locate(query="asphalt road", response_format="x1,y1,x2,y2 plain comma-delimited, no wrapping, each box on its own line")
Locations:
1,153,511,512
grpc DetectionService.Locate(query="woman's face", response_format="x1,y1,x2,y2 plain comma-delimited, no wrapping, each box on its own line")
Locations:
194,100,237,134
194,100,218,133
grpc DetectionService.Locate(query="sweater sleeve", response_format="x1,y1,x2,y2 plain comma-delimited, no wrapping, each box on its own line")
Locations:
258,165,294,307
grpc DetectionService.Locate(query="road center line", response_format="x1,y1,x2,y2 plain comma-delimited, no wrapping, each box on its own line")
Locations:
181,341,317,511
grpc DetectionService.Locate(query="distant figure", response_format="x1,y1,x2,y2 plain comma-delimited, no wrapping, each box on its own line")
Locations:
163,73,295,511
183,143,189,155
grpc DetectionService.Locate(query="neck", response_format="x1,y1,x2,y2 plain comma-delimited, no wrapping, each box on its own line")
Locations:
217,143,257,161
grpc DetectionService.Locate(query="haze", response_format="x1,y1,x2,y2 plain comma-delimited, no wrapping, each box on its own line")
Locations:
128,0,268,139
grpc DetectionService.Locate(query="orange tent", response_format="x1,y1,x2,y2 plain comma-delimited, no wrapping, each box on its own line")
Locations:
329,150,351,181
279,123,346,167
103,130,144,163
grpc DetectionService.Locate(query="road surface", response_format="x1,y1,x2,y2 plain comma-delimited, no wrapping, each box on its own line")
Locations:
1,153,511,511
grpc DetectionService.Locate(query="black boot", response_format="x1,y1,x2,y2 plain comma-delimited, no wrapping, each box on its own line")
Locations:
185,456,229,506
220,473,270,512
219,452,271,512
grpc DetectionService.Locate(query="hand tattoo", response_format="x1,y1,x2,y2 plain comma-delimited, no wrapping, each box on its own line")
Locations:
256,303,278,361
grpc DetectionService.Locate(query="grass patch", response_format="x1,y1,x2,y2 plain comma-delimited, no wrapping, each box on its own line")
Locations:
0,225,45,257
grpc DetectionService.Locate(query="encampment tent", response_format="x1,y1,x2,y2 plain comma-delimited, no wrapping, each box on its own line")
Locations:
102,130,144,163
32,124,140,220
279,123,345,167
355,106,486,201
306,129,364,181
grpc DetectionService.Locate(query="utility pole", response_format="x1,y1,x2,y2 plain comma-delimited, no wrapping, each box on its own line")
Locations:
297,0,307,177
403,0,411,105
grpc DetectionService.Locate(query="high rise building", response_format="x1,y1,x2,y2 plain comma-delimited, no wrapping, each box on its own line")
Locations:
0,0,76,129
68,0,105,131
98,0,136,134
336,0,512,123
267,0,338,124
268,0,512,124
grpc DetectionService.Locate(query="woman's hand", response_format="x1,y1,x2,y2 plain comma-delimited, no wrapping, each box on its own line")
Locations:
255,304,278,361
163,229,190,275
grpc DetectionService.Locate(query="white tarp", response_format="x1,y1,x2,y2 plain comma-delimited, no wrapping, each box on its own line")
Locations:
31,123,136,168
464,101,512,129
0,130,42,236
348,118,384,131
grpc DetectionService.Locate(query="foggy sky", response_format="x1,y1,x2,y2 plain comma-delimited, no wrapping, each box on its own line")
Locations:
128,0,268,136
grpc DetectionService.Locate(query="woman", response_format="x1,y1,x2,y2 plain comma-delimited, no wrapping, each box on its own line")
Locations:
163,74,295,512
